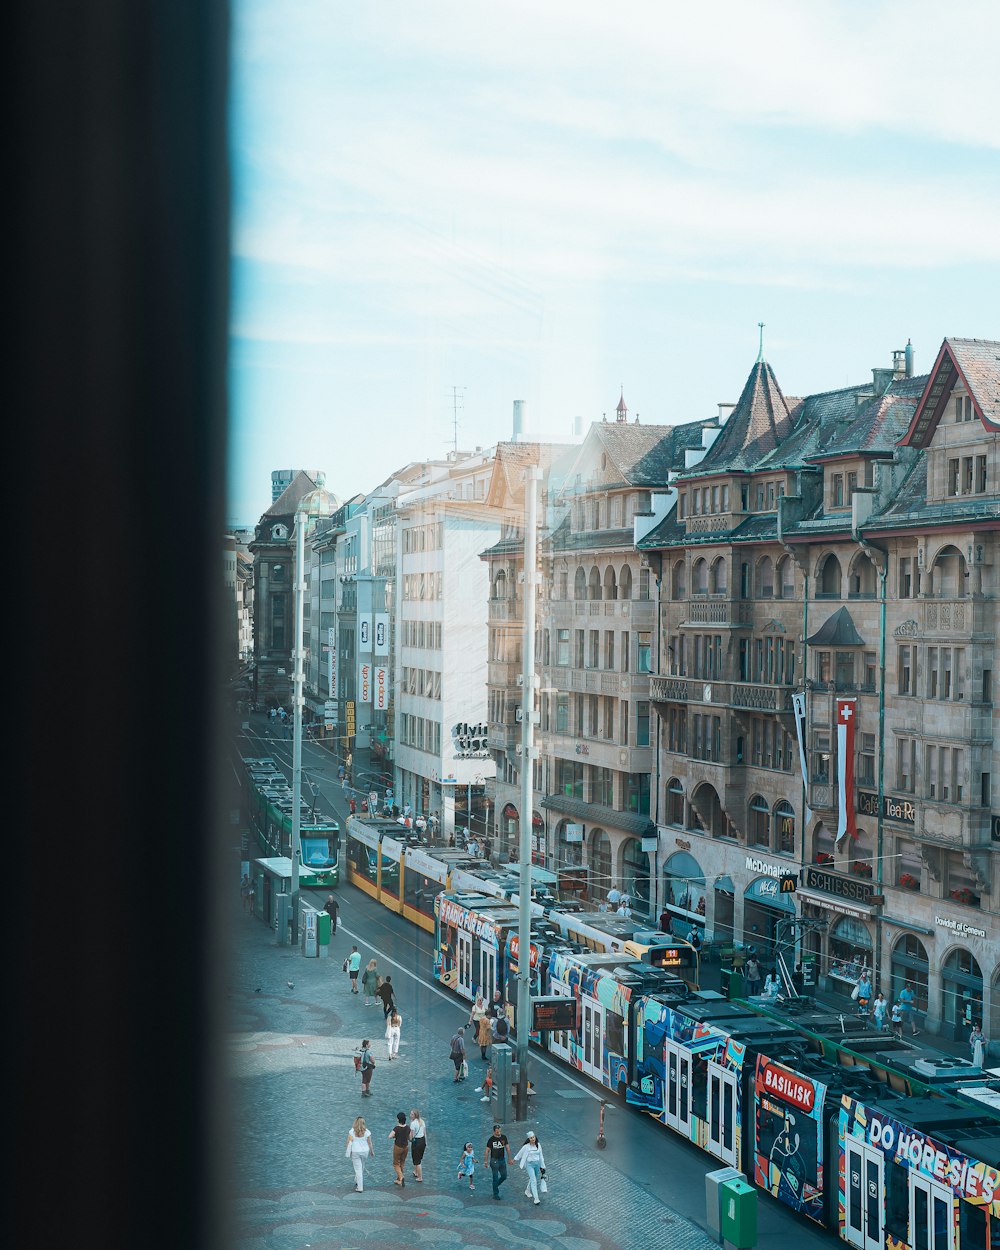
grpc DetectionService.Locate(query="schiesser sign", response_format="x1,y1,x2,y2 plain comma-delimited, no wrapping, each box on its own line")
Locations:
804,866,874,905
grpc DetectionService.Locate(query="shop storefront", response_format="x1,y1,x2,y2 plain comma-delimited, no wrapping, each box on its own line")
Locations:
589,829,612,902
621,836,651,917
661,851,706,937
827,916,874,997
714,875,735,942
890,932,930,1017
796,865,878,999
941,947,985,1039
555,819,583,870
743,872,796,958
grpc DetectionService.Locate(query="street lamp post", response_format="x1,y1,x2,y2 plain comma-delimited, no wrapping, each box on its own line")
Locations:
290,506,307,940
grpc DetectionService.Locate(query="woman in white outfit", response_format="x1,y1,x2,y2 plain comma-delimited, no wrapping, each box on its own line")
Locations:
385,1009,402,1060
345,1116,375,1192
513,1130,546,1204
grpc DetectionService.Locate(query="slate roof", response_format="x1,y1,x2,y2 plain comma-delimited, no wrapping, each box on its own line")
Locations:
903,338,1000,446
562,418,717,493
804,375,927,461
867,454,1000,532
682,360,796,474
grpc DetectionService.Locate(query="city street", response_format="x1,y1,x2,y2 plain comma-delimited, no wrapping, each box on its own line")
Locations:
226,720,839,1250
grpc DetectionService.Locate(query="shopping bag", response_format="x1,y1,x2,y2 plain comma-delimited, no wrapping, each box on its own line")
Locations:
353,1052,362,1073
540,1177,548,1193
851,983,860,1001
460,1059,468,1079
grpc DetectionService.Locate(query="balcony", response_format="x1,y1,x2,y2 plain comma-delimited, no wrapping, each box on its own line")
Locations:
914,597,994,637
730,683,794,713
488,599,521,622
681,599,753,627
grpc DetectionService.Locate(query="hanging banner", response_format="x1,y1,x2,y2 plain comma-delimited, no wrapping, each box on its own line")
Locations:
373,666,388,710
835,698,858,843
374,613,389,654
359,615,373,652
792,692,812,824
358,661,372,704
328,627,338,699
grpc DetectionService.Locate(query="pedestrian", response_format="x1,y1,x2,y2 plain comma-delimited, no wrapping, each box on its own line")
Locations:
385,1009,402,1060
607,885,621,909
324,894,338,936
970,1021,987,1068
456,1143,478,1191
388,1111,410,1187
890,1000,904,1040
469,990,487,1041
872,991,888,1031
359,1038,376,1096
744,954,761,997
492,1011,510,1047
348,946,362,993
345,1115,375,1192
449,1024,467,1082
856,971,872,1019
349,797,356,814
376,974,396,1020
513,1130,546,1205
477,1010,493,1062
689,928,702,953
763,971,781,999
485,1123,513,1200
409,1109,428,1182
490,990,507,1021
362,959,379,1007
898,983,919,1035
475,1067,494,1102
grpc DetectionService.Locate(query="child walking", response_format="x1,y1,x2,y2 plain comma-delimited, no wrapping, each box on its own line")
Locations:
457,1143,479,1191
475,1067,494,1102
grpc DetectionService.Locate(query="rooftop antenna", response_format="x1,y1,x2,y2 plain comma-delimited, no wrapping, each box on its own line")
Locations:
448,386,466,453
757,322,766,363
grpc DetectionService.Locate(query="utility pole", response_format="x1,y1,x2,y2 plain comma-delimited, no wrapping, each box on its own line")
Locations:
449,386,465,453
290,505,307,938
515,464,540,1121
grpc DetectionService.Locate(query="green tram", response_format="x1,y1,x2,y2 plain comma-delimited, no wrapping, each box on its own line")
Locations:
243,756,340,887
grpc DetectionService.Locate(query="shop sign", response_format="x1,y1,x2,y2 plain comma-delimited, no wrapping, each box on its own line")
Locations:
438,896,500,944
757,1058,817,1113
451,720,489,760
745,854,783,880
797,891,872,921
803,866,875,905
935,915,987,940
857,790,915,825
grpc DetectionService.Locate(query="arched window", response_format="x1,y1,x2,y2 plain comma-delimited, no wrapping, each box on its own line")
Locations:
671,561,685,600
691,782,730,839
933,544,968,598
492,569,507,600
710,557,728,595
758,556,774,598
941,948,983,1030
692,558,709,595
776,556,795,599
891,934,929,1013
619,565,633,600
603,566,618,600
749,795,770,847
666,777,684,826
588,566,602,600
621,838,650,916
574,567,587,600
773,800,795,854
818,554,842,598
558,568,569,599
850,553,877,598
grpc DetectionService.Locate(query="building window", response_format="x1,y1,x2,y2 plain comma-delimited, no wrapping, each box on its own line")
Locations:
775,801,795,854
812,731,831,783
858,733,876,786
947,458,960,496
637,632,651,674
749,796,770,847
636,701,650,747
898,645,911,695
895,738,916,793
976,454,988,493
898,556,913,598
666,778,684,825
832,474,844,506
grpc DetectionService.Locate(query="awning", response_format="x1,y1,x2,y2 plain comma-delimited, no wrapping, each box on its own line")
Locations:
806,606,864,647
540,794,655,838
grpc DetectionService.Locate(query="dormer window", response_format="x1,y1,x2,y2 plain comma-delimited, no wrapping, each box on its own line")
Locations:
955,394,975,422
832,474,844,507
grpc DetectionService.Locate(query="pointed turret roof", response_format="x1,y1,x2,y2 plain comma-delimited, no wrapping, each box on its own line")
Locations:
616,390,628,423
689,358,795,473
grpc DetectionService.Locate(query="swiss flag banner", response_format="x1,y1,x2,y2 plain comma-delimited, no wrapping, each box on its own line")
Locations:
836,698,858,843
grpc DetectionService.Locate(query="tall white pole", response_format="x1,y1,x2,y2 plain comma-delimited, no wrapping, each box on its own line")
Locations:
291,507,306,926
515,464,540,1120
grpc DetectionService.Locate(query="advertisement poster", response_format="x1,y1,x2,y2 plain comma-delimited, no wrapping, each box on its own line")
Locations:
753,1056,826,1224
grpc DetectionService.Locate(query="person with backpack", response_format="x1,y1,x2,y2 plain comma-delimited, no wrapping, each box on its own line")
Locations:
358,1039,376,1097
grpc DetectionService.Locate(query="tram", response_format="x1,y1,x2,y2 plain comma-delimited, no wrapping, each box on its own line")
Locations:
242,756,340,886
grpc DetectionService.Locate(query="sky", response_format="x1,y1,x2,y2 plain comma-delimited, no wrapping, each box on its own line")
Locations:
227,0,1000,527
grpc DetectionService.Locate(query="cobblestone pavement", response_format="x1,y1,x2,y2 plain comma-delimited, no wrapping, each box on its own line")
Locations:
226,894,725,1250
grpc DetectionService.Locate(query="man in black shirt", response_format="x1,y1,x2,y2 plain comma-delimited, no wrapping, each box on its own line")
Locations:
485,1124,513,1200
376,975,396,1019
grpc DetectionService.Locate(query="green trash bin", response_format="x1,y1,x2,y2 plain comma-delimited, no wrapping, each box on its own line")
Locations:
720,1177,756,1249
317,911,331,957
722,968,745,1000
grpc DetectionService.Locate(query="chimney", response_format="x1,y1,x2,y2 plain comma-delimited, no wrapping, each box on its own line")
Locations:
512,400,527,440
905,338,914,378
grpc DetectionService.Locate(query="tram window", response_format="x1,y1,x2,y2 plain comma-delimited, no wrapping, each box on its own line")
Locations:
690,1053,708,1121
605,1008,624,1057
960,1202,987,1248
885,1159,908,1244
914,1187,929,1250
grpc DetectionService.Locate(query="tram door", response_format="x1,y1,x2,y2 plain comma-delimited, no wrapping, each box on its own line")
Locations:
707,1061,738,1166
580,996,604,1081
547,980,573,1062
664,1041,692,1137
844,1138,884,1250
456,929,474,999
910,1175,955,1250
479,942,497,1001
